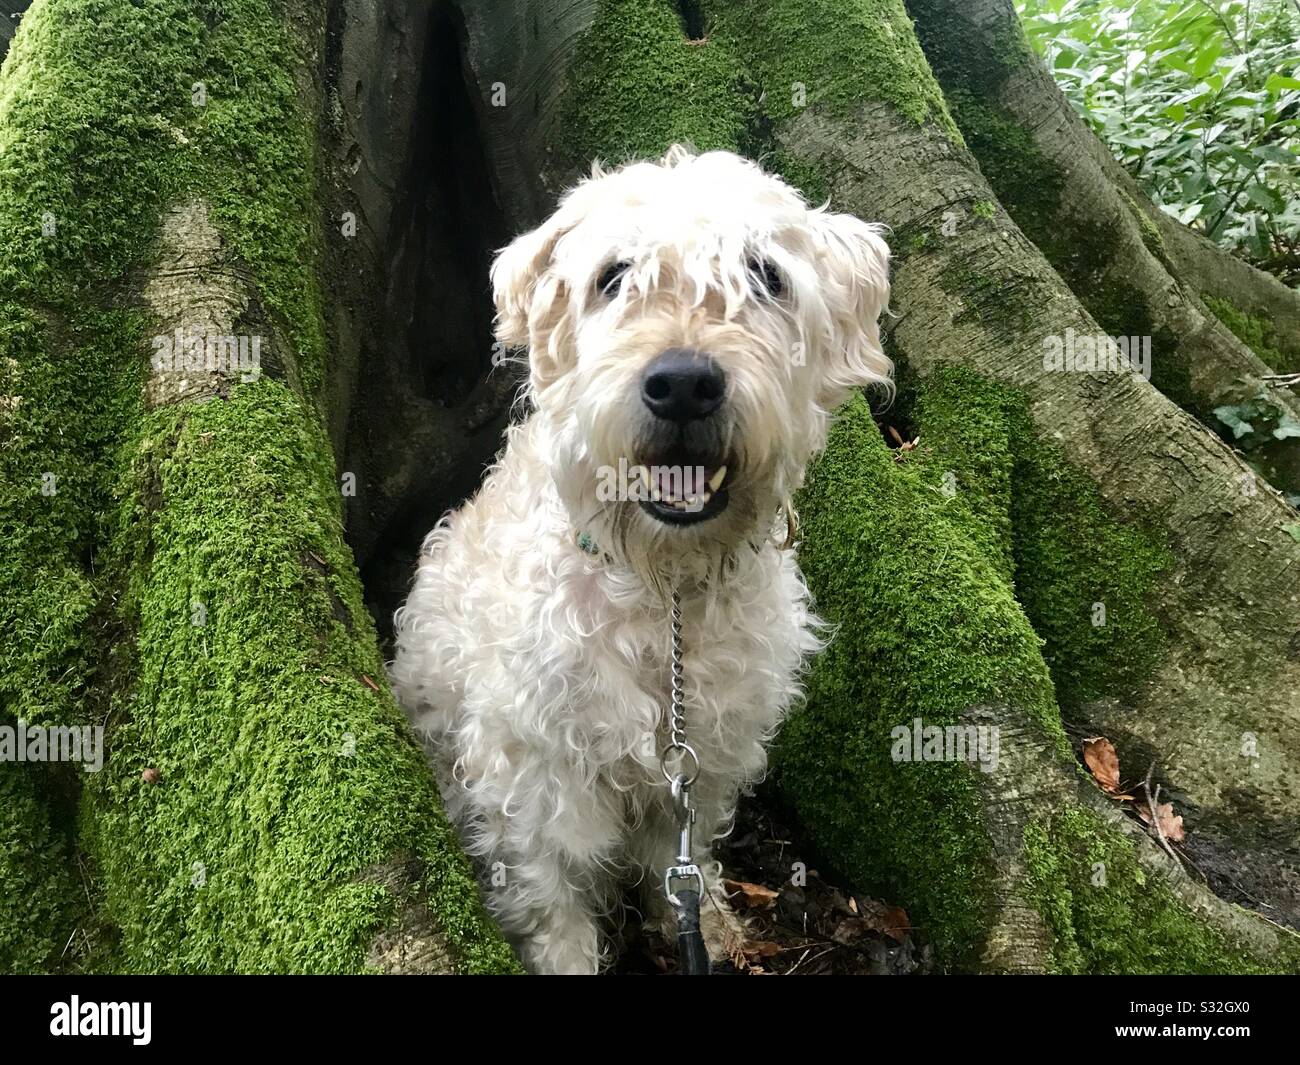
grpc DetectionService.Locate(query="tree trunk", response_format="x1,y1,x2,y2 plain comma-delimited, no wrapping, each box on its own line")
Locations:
906,0,1300,494
0,0,517,974
3,0,1298,974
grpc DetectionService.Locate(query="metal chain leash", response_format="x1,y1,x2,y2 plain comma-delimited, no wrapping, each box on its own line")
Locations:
660,584,709,974
662,587,699,787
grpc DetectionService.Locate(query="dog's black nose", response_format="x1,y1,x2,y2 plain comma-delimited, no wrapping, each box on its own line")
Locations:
640,348,726,422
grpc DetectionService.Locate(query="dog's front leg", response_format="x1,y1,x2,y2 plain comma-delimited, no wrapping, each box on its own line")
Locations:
490,856,606,975
476,786,623,975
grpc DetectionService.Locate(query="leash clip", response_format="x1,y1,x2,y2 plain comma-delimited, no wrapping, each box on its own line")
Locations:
663,774,703,906
665,863,705,909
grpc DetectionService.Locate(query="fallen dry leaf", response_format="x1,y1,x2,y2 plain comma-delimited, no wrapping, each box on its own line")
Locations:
730,938,781,973
1083,736,1123,793
829,898,912,945
723,879,780,910
1137,799,1186,843
873,904,912,944
853,897,912,943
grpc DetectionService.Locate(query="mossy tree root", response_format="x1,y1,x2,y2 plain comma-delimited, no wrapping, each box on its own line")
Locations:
0,0,517,973
787,391,1300,973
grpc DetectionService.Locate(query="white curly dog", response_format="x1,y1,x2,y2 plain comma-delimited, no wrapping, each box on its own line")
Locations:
391,146,891,974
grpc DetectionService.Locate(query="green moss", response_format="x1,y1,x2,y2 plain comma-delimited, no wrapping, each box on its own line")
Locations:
0,763,81,973
1120,190,1174,271
910,367,1171,709
0,1,186,964
76,383,516,973
908,367,1016,582
556,0,960,174
1024,808,1300,974
937,262,1041,333
779,393,1062,966
0,309,144,731
1011,424,1171,707
1203,293,1298,374
556,0,753,167
190,0,329,396
952,90,1066,241
553,0,966,216
907,0,1034,88
785,384,1272,971
0,0,182,727
908,228,934,253
708,0,959,138
0,0,517,973
1080,281,1193,414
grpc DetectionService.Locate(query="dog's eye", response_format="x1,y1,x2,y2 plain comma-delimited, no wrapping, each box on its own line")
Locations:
749,257,785,300
597,260,632,297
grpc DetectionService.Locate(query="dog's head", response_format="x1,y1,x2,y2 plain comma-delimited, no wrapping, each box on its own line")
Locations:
491,146,891,578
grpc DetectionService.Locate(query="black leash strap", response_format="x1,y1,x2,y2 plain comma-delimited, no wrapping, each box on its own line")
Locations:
672,889,710,975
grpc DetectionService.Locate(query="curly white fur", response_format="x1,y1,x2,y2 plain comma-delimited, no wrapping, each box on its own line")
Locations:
391,146,891,974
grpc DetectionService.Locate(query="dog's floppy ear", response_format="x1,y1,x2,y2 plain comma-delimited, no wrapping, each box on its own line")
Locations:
807,209,893,406
490,208,574,363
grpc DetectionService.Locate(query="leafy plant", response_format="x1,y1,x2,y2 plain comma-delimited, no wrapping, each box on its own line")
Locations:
1213,388,1300,439
1017,0,1300,282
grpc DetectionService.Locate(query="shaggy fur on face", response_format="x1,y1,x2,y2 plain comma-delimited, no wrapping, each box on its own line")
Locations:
391,146,891,974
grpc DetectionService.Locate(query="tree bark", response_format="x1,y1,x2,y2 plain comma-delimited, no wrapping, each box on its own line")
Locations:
906,0,1300,494
0,3,26,59
0,0,517,974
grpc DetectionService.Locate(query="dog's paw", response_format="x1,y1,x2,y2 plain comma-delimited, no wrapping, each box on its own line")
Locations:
520,924,605,976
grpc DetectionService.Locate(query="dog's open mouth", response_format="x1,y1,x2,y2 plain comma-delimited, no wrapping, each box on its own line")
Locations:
637,460,730,525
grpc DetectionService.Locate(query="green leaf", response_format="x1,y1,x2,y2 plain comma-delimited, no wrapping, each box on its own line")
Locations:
1256,144,1297,164
1180,172,1209,198
1213,405,1255,439
1192,41,1223,78
1283,524,1300,544
1265,73,1300,94
1273,415,1300,441
1245,184,1286,215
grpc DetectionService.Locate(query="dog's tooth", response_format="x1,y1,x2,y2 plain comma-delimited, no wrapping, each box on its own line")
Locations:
701,491,711,504
651,486,661,502
708,465,727,491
